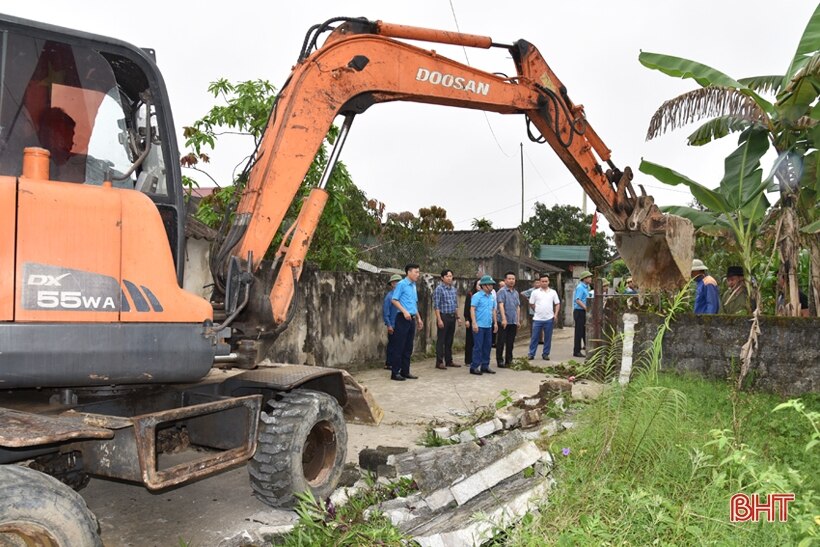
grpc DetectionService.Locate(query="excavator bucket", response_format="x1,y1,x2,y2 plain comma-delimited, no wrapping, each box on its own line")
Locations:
614,214,695,291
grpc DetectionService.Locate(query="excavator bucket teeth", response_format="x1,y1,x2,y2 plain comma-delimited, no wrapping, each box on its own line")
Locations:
614,214,694,291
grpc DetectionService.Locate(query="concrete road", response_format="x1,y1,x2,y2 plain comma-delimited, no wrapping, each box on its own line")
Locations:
81,328,575,546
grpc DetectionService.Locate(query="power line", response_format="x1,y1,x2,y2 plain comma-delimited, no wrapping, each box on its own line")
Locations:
452,184,576,228
447,0,512,158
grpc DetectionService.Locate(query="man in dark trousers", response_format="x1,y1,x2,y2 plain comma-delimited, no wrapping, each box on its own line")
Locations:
573,271,592,358
495,271,520,367
382,274,402,369
390,264,424,381
433,269,462,370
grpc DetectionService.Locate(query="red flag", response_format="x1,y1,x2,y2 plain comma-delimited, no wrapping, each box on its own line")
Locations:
590,212,598,236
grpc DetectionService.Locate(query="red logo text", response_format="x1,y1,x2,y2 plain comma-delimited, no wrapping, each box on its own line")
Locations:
730,493,794,522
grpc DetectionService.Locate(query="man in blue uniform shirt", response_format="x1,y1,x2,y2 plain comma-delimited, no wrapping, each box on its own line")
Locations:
390,264,424,381
573,271,592,358
470,275,498,375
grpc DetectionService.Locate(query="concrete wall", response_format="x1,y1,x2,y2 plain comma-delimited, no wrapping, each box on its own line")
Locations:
183,239,212,300
633,312,820,396
262,270,482,370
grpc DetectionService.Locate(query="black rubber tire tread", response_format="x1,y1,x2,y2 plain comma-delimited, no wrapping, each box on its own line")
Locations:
0,465,102,546
248,389,347,508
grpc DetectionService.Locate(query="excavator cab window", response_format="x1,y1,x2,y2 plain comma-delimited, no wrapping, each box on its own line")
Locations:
0,32,162,191
0,18,188,283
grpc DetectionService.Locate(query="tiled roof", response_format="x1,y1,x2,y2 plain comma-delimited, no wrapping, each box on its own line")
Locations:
434,229,518,258
498,253,563,274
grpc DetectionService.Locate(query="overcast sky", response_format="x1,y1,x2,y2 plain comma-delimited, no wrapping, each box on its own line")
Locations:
4,1,815,232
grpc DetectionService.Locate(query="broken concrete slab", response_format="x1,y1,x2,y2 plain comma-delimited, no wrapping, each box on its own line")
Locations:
404,471,555,546
392,431,529,495
449,442,542,505
541,377,572,392
359,445,408,473
496,406,523,429
571,380,606,401
255,523,297,539
422,487,456,511
521,418,560,441
520,408,542,428
390,442,479,493
432,426,453,439
329,484,361,508
451,417,503,443
338,462,361,487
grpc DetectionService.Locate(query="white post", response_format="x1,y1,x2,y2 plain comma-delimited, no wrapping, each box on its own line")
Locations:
619,313,639,385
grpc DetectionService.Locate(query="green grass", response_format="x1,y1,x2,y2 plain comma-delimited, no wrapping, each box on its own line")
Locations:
276,477,417,546
494,373,820,546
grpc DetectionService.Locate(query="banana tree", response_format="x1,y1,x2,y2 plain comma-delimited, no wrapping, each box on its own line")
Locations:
638,3,820,316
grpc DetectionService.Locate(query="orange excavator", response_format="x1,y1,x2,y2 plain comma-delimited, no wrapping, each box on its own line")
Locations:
0,14,693,544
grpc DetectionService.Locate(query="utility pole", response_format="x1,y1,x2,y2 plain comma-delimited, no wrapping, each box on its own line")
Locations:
519,143,524,279
520,143,524,225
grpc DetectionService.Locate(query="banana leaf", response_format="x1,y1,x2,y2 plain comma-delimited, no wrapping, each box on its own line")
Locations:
639,159,730,213
639,52,773,114
686,115,758,146
718,128,770,210
783,3,820,84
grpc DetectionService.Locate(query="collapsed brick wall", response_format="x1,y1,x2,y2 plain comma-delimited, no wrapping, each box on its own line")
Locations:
633,312,820,396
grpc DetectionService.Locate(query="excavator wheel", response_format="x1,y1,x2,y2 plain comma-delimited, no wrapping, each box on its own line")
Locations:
0,465,102,547
248,389,348,507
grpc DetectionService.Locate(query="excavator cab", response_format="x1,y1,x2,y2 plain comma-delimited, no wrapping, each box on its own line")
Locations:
0,17,187,278
0,15,216,387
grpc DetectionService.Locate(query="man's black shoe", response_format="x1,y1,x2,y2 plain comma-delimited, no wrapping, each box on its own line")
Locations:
481,368,497,374
469,369,483,376
390,374,406,381
542,355,550,361
573,352,585,358
402,373,419,380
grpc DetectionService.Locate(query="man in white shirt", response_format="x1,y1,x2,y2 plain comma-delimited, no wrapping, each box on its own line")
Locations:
527,274,561,360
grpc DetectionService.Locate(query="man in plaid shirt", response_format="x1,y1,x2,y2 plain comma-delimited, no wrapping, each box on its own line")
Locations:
433,269,462,369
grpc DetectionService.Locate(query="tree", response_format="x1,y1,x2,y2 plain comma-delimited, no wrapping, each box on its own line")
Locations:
471,218,494,232
638,4,820,315
181,79,380,271
519,203,613,268
359,206,456,271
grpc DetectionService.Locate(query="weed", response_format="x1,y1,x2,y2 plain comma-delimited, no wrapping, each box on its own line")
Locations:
278,478,417,546
418,428,457,447
497,373,820,546
494,389,515,410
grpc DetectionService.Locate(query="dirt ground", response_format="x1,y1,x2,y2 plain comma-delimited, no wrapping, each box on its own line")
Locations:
82,327,575,546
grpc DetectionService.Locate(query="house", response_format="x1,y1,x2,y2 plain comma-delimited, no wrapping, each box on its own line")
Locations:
535,245,590,279
434,228,561,279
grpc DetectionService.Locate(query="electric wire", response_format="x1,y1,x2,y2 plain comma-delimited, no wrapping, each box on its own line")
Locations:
448,0,512,158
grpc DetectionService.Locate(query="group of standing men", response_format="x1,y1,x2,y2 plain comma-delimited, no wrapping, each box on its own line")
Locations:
382,267,571,380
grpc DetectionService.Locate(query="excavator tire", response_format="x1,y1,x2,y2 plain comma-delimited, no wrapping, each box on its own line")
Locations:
0,465,102,547
248,389,347,508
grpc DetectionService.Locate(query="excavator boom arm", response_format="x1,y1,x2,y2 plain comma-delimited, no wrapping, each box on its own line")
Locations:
226,20,693,325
